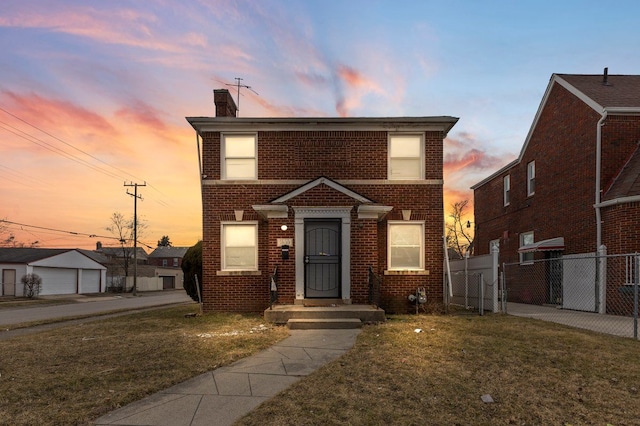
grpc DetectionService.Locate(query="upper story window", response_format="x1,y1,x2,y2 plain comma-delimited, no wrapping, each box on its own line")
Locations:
388,134,424,180
503,175,511,206
222,222,258,270
173,258,179,267
222,134,257,180
527,161,535,196
162,259,167,267
520,231,534,264
388,221,425,270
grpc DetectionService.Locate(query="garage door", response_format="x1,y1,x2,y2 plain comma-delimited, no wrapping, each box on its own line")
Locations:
161,276,175,289
33,267,77,295
81,270,101,293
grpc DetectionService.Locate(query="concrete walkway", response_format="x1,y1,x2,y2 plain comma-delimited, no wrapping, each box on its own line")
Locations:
94,329,361,426
507,302,639,339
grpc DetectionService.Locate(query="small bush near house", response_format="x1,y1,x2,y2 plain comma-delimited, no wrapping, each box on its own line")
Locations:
20,273,42,298
181,240,202,302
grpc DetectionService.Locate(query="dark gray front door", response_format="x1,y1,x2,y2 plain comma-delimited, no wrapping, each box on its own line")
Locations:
304,220,341,298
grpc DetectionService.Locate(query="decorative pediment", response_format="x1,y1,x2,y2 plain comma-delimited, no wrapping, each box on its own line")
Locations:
271,176,373,204
253,176,393,221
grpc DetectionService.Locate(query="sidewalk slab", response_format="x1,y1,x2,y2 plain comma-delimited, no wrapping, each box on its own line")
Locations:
94,329,360,426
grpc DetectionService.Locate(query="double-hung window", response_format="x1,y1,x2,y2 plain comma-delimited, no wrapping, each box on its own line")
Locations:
388,134,424,180
388,221,424,270
222,134,257,180
222,222,258,270
503,175,510,206
527,161,535,196
519,231,534,264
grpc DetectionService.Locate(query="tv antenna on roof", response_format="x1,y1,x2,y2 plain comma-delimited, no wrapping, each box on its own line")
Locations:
226,77,259,116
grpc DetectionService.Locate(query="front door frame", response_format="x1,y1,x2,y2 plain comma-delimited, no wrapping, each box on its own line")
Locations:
293,206,351,302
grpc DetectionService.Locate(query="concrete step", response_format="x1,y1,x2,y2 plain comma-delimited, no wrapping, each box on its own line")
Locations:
287,318,362,330
264,304,386,325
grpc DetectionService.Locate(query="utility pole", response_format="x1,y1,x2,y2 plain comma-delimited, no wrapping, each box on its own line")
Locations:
125,181,146,296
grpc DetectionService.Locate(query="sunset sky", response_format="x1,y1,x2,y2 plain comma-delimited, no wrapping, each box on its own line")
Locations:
1,0,639,250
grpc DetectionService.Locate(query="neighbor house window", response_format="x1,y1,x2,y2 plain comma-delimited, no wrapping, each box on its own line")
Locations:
527,161,535,196
222,222,258,270
520,231,534,264
222,134,257,180
388,134,424,180
388,221,425,270
173,258,179,267
503,175,510,206
162,259,167,267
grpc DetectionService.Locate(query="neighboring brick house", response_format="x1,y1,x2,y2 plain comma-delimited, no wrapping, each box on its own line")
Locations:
472,70,640,313
147,246,189,268
187,90,458,313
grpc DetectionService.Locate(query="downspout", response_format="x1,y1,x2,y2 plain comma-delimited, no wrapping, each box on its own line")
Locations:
595,110,607,249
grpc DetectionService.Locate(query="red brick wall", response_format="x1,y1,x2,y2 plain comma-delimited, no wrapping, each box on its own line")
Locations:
474,82,639,264
200,129,445,313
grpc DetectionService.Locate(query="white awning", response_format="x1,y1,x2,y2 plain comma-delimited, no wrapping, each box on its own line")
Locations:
518,237,565,253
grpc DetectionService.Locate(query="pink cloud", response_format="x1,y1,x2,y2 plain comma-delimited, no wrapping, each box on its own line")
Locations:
0,7,183,53
2,91,116,138
443,133,506,174
115,100,168,131
334,64,384,116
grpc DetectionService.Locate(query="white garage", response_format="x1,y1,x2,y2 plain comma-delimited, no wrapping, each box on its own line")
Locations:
0,248,107,297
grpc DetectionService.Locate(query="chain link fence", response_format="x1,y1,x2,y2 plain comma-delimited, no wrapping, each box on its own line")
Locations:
504,253,639,339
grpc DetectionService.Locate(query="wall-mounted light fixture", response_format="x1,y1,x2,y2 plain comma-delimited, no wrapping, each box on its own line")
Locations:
280,225,288,231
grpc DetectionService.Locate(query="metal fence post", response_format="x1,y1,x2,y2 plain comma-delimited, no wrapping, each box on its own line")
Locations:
501,263,507,314
479,273,484,316
464,252,469,309
634,254,639,340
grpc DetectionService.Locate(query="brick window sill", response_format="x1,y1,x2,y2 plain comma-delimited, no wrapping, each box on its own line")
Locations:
384,270,430,276
217,270,262,276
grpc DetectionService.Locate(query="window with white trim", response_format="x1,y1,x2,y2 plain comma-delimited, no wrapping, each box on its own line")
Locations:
221,222,258,270
388,221,424,270
222,134,257,180
173,258,179,267
527,161,535,196
503,175,510,206
520,231,534,264
388,134,424,180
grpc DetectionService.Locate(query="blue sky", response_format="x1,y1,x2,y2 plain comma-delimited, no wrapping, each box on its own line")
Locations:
1,0,639,248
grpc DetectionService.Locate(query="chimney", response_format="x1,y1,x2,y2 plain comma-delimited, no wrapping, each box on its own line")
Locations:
603,67,609,85
96,241,102,251
213,89,238,117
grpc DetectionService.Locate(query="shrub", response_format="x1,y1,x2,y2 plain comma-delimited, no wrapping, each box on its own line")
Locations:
21,273,42,298
181,241,202,303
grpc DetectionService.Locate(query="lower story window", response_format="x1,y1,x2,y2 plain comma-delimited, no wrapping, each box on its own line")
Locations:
222,222,258,270
388,221,425,270
520,231,534,264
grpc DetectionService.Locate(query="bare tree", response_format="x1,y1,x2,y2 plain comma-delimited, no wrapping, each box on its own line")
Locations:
105,212,147,279
446,199,474,258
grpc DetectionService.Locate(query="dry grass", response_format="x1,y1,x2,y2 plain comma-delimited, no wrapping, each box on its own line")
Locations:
0,305,289,425
238,313,640,426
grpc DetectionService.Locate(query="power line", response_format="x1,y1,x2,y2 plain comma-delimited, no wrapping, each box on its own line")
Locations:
0,219,122,242
0,106,145,182
0,120,123,180
0,106,172,206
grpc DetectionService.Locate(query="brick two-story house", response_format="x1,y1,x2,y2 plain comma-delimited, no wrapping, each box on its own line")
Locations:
187,90,457,313
472,70,640,314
